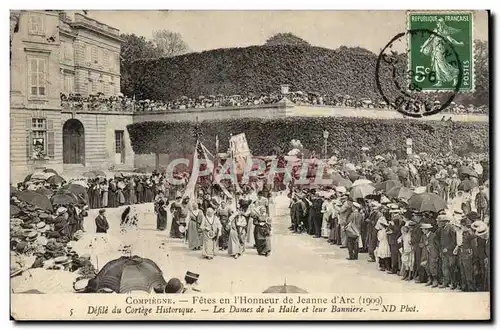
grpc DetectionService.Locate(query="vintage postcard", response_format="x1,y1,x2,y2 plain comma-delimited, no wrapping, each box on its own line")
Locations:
9,10,490,321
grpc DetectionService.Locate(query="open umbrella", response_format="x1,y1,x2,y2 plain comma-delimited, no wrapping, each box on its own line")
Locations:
263,283,307,294
82,171,97,179
36,187,54,198
17,191,52,211
408,193,447,213
46,175,65,185
386,186,415,201
91,170,107,177
350,184,375,200
31,172,53,181
88,256,167,293
374,180,401,192
63,184,89,203
457,179,477,193
458,167,478,178
351,179,373,187
51,192,79,206
43,168,58,175
413,186,427,194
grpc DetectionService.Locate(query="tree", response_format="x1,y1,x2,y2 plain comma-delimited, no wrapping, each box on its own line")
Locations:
265,33,310,46
120,33,160,64
152,29,189,58
120,33,163,96
473,39,488,106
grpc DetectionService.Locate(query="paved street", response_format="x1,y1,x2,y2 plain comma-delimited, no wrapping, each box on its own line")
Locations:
74,194,478,295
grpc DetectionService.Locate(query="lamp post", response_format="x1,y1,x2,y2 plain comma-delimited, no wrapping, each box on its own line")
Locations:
323,129,329,159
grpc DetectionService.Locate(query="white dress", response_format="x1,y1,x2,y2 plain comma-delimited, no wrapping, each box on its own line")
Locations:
376,228,391,259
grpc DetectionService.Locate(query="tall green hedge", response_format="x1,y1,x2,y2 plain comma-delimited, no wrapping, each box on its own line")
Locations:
122,45,405,102
127,117,489,160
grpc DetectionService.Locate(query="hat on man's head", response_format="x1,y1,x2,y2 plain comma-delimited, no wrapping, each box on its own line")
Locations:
56,207,67,215
352,202,361,209
420,223,433,229
437,215,452,222
165,278,184,294
99,209,106,214
185,271,200,282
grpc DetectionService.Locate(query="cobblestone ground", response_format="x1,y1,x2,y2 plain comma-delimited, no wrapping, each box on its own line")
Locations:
75,194,486,295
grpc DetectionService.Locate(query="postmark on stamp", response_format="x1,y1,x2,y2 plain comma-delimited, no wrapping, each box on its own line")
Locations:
407,11,474,92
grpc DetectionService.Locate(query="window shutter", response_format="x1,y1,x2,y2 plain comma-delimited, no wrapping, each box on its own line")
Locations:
47,119,54,158
47,132,55,158
25,119,31,159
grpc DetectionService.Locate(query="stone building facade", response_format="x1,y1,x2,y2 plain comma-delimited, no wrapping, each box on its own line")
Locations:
10,10,131,184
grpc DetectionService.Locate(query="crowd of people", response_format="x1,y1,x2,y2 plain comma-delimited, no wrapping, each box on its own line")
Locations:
285,152,489,292
60,91,488,114
12,143,490,293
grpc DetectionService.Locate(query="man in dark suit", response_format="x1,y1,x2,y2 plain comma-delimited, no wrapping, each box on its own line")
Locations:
95,209,109,233
345,202,363,260
421,223,439,287
435,215,457,289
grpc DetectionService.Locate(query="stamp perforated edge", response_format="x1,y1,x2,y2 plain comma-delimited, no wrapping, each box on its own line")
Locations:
405,10,476,94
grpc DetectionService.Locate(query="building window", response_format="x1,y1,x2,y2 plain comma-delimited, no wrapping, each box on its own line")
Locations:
63,74,74,94
64,43,73,61
91,46,98,64
98,77,104,94
85,45,91,64
59,41,65,61
28,14,45,35
103,50,109,68
30,118,47,160
115,130,124,153
28,57,47,97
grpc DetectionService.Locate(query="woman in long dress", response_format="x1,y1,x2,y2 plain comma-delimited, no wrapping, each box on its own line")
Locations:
216,200,232,250
228,211,244,259
100,181,108,208
245,202,256,247
155,197,168,231
321,195,334,238
108,179,117,208
187,203,204,250
253,206,272,256
375,218,391,271
200,208,222,260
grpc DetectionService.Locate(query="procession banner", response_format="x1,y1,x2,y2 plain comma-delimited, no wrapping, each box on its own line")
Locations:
182,140,200,200
11,293,490,320
229,133,252,176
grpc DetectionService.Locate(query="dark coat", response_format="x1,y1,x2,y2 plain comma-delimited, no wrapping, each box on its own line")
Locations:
435,224,456,256
95,214,109,233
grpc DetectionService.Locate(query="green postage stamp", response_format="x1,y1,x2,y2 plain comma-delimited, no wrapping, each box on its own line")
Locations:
408,11,474,92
